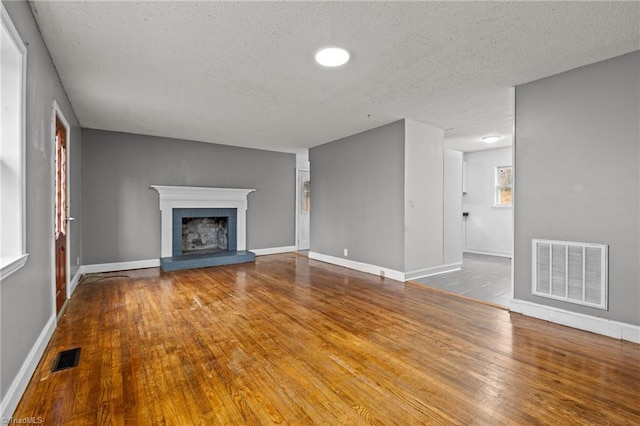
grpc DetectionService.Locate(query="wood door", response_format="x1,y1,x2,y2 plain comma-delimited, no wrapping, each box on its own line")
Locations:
55,115,68,314
298,170,310,250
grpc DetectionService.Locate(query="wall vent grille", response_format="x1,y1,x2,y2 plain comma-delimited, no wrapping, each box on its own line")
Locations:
532,239,608,310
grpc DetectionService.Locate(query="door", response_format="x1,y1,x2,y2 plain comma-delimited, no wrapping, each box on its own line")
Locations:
54,115,68,314
298,170,310,250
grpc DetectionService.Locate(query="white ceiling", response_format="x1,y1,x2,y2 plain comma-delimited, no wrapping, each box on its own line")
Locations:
29,1,639,154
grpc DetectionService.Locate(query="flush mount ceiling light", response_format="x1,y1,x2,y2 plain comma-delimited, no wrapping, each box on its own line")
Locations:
315,47,350,67
481,135,502,143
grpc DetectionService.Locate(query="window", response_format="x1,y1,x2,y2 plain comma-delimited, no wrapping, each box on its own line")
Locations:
495,166,512,207
1,4,28,280
55,116,67,239
302,180,310,213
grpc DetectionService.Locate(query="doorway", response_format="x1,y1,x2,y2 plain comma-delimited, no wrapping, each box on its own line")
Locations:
413,253,511,307
297,170,310,250
53,105,70,315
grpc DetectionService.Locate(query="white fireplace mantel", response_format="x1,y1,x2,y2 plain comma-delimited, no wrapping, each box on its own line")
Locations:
151,185,255,257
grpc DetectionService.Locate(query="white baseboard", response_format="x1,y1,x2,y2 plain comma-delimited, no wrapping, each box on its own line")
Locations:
509,299,640,344
308,252,462,282
69,268,82,295
251,246,296,256
308,252,405,282
0,314,56,420
81,258,160,274
405,262,463,281
464,248,512,258
80,249,298,274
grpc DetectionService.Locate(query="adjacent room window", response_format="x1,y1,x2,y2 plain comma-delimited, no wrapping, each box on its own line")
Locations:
495,166,512,207
1,4,28,280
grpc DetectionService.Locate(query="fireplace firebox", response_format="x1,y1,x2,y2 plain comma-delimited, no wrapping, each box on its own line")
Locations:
182,216,228,255
172,208,237,256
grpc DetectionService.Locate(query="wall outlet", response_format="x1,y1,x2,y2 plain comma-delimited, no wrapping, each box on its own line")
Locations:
343,248,348,257
76,257,80,265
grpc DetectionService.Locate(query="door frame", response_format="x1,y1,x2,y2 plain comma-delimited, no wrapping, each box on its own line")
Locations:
51,100,71,318
509,87,515,305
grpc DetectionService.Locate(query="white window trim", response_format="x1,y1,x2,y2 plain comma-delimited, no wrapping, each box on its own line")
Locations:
1,4,28,280
492,204,512,210
0,254,29,280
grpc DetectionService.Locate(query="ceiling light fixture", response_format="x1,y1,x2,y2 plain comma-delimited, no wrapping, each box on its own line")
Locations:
315,47,350,67
481,135,502,143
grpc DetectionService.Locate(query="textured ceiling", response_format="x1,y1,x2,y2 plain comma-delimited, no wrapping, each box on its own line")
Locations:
30,1,639,154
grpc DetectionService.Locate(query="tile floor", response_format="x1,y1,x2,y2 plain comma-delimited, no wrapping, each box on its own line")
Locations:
413,253,512,307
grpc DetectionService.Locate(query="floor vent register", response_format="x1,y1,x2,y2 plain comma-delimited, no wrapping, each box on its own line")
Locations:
51,347,81,372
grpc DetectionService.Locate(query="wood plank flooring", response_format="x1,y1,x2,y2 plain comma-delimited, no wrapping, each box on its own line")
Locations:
13,253,640,425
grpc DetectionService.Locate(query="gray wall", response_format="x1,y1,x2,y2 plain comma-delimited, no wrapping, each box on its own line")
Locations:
443,150,463,265
69,119,82,277
1,0,82,401
81,129,295,264
514,51,639,325
309,121,405,271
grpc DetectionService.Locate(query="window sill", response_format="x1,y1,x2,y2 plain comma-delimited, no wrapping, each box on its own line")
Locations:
0,253,29,281
492,204,512,210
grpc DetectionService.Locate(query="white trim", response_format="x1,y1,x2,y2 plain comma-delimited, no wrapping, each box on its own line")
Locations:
81,259,160,274
308,251,406,281
80,250,298,273
491,205,512,210
405,262,462,281
0,314,56,420
510,87,516,303
251,246,296,256
308,252,461,282
509,299,640,344
150,186,255,257
69,268,82,295
295,153,310,170
295,168,300,250
0,254,29,280
79,249,299,274
464,248,512,258
0,3,28,269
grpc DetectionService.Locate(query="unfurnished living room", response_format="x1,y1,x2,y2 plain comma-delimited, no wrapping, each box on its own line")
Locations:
1,1,639,424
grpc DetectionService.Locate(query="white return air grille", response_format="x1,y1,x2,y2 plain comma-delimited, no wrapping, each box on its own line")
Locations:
532,239,608,310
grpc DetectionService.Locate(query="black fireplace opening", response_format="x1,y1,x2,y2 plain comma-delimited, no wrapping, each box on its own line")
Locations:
182,216,228,255
172,208,238,256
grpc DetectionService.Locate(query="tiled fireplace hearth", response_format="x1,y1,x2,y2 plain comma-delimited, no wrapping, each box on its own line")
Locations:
151,186,256,272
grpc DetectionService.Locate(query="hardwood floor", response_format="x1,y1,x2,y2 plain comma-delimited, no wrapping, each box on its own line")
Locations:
14,253,640,425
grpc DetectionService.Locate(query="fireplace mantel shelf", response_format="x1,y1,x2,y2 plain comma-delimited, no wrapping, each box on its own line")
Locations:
151,185,255,258
151,186,255,203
